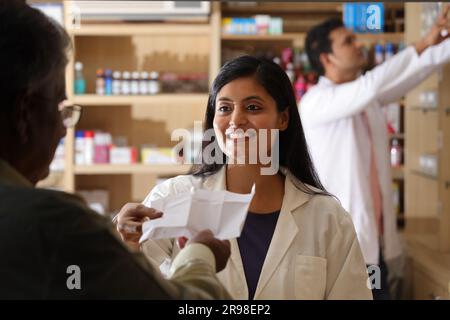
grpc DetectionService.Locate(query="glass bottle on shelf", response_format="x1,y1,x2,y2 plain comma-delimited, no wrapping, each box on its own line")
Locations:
104,69,113,96
140,71,149,95
74,61,86,95
131,71,140,95
84,130,95,165
121,71,131,95
374,44,384,65
112,71,121,95
390,138,402,167
95,69,105,95
148,71,160,95
385,42,395,60
75,130,85,165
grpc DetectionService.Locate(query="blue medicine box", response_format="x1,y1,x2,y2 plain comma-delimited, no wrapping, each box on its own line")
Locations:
343,3,385,33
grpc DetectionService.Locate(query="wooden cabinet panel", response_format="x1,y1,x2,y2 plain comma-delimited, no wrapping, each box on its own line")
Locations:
413,268,449,300
404,3,450,255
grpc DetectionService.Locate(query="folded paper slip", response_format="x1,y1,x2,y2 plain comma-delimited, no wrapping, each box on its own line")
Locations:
139,186,255,242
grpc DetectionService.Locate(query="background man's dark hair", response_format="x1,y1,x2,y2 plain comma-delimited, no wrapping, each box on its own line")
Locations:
305,18,344,76
0,0,71,128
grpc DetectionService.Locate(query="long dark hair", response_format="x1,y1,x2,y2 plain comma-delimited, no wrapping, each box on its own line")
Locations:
191,55,328,196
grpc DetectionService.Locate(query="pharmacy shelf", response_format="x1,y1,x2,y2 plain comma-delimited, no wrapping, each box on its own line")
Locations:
389,133,405,139
221,33,306,42
410,106,439,113
221,32,404,43
73,94,209,106
392,166,405,180
222,3,342,14
410,169,438,181
71,23,211,36
357,32,404,43
74,164,191,175
222,2,403,14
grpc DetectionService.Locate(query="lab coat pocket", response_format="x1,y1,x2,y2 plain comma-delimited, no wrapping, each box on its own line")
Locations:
294,255,327,300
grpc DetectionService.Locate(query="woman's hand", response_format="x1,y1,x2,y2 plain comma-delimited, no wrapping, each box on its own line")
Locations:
115,203,163,245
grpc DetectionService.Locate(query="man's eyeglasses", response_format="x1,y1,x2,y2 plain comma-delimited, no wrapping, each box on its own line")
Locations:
59,104,82,128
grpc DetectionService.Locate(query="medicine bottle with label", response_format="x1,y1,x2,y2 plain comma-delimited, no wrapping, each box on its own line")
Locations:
148,71,160,95
390,139,402,167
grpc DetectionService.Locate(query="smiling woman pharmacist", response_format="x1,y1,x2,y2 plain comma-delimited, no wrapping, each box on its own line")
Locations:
115,56,373,300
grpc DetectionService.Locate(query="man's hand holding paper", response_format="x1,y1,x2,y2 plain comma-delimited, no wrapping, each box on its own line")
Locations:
139,186,255,243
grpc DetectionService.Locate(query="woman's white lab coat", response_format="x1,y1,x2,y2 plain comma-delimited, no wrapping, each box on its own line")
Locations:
140,166,372,300
299,39,450,265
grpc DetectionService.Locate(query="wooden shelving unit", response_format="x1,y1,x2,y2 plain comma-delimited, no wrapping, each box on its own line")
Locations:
221,32,404,43
73,93,208,106
390,133,405,139
392,166,405,180
56,2,222,212
404,233,450,300
71,23,211,36
74,164,191,176
410,170,438,181
403,3,450,300
51,2,410,215
221,2,342,14
221,33,306,42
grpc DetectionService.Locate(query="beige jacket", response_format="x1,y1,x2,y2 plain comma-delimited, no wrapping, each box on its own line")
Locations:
141,166,373,300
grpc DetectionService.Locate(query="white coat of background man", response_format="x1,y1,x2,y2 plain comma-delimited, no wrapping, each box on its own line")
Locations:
300,6,450,299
